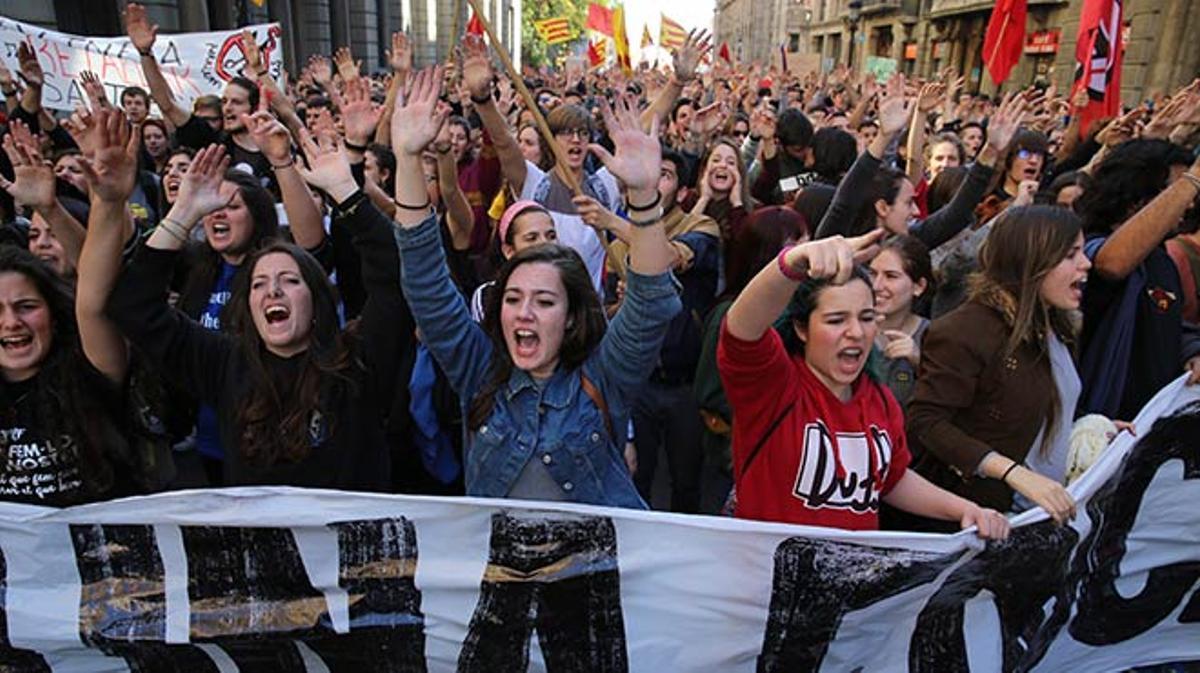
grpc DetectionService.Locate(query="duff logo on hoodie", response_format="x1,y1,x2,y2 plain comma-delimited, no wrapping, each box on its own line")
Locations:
792,422,893,513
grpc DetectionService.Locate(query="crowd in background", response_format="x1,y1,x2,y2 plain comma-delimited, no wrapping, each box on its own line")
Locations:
1,3,1199,543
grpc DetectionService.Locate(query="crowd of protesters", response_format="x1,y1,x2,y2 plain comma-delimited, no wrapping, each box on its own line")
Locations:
1,3,1199,543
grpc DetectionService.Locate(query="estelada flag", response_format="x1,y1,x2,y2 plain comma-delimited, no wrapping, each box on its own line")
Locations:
982,0,1027,84
466,10,485,36
588,39,608,68
613,5,632,75
587,3,614,38
718,41,732,64
534,17,573,45
660,13,687,52
641,24,654,49
1073,0,1125,136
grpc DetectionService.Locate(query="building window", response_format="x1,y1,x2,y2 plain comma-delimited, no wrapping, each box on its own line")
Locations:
789,33,801,52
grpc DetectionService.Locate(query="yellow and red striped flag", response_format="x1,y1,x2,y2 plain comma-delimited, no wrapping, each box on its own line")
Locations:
588,39,608,68
613,5,632,75
659,13,687,51
640,24,653,49
534,17,574,45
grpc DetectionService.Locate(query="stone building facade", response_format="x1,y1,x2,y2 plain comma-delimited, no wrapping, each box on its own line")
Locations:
0,0,521,75
724,0,1200,102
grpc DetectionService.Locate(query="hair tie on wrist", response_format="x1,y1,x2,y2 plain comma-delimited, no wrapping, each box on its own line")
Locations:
394,198,432,211
776,245,807,282
270,158,295,169
1001,461,1022,483
343,140,368,152
626,192,661,213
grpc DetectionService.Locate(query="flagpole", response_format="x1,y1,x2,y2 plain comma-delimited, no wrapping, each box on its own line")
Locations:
449,0,462,62
465,0,583,197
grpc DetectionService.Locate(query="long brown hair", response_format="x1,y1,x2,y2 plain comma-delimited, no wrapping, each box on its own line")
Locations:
698,137,752,214
225,242,360,465
971,205,1081,455
467,244,607,430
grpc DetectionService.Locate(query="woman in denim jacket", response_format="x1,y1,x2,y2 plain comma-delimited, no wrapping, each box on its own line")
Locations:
392,67,681,508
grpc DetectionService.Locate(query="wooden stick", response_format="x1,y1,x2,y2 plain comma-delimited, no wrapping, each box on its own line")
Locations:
464,0,582,196
449,0,461,63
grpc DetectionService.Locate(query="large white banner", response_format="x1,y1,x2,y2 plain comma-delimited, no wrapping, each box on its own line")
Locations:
0,377,1198,671
0,16,283,112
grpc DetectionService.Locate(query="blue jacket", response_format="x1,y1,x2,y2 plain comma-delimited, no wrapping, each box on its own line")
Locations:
395,214,682,508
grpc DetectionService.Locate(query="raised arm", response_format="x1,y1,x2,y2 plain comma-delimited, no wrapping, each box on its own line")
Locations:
15,42,43,118
905,82,944,185
433,113,475,251
124,3,190,128
1095,151,1200,280
460,35,527,194
241,108,324,250
241,30,304,139
640,30,709,132
392,66,493,397
0,121,85,268
74,108,140,384
374,32,412,148
726,230,884,342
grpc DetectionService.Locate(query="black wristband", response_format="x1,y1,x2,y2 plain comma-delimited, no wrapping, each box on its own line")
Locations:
138,48,153,57
344,140,368,152
1000,461,1022,483
469,90,494,105
333,189,367,216
395,197,432,211
626,192,661,213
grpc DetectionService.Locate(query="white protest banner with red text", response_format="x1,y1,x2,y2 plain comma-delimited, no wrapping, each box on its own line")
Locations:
0,15,282,112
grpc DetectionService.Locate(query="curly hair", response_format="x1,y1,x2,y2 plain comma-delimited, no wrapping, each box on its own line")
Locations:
1074,139,1194,238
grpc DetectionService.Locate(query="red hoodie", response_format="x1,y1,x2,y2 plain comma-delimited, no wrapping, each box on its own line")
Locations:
717,321,910,530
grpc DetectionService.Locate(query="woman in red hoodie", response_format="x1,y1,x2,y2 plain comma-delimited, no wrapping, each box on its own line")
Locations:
717,231,1009,538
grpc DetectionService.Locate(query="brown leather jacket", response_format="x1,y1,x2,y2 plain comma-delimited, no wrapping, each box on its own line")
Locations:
906,285,1068,512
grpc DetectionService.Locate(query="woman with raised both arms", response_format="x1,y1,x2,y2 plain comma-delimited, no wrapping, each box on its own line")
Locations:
717,227,1009,538
107,124,411,490
393,66,681,508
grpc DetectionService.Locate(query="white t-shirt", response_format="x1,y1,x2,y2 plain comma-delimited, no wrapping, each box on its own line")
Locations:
520,160,618,296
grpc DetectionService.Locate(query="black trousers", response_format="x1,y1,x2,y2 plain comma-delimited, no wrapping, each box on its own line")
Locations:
632,380,705,513
457,513,628,673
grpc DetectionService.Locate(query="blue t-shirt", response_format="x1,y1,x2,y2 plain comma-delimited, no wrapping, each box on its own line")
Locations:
195,261,238,460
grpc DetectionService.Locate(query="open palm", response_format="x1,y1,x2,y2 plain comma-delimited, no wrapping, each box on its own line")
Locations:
392,66,447,156
589,95,660,193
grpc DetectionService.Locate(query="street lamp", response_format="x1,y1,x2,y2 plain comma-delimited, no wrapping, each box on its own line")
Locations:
846,0,862,69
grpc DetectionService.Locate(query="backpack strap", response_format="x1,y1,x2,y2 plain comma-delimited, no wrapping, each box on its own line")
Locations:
579,370,616,442
738,401,797,477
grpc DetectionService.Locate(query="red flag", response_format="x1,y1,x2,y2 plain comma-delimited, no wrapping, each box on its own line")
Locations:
588,40,606,68
718,41,732,64
1073,0,1125,136
586,3,614,38
466,10,485,36
982,0,1027,85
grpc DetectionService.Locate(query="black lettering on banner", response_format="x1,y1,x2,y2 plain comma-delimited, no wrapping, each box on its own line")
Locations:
757,537,960,673
303,517,427,672
458,513,628,673
907,521,1078,673
181,526,329,671
70,523,220,672
0,542,50,672
1065,401,1200,645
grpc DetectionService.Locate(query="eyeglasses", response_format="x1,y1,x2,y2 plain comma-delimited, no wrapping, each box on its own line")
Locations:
1016,148,1042,160
555,128,590,140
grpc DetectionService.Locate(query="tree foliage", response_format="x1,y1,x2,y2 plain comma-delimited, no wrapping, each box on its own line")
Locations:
521,0,587,67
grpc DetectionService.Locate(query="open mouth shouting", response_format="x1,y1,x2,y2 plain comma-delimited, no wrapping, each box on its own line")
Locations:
709,167,733,190
0,334,34,354
513,328,540,359
836,346,866,377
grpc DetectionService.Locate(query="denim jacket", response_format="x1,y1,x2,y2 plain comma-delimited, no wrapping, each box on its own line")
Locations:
395,214,682,508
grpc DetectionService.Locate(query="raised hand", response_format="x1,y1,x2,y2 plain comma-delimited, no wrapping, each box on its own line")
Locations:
984,92,1029,153
690,102,728,137
61,106,101,158
876,74,911,136
75,108,140,203
391,66,448,156
673,29,712,84
587,94,661,195
123,3,158,53
296,128,355,197
387,32,412,74
16,41,43,88
80,71,111,111
781,229,886,285
308,55,333,88
915,82,946,114
1095,114,1136,147
241,110,293,165
340,76,382,146
750,106,776,140
460,35,493,101
333,46,361,83
174,144,231,226
0,120,55,209
241,29,264,77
